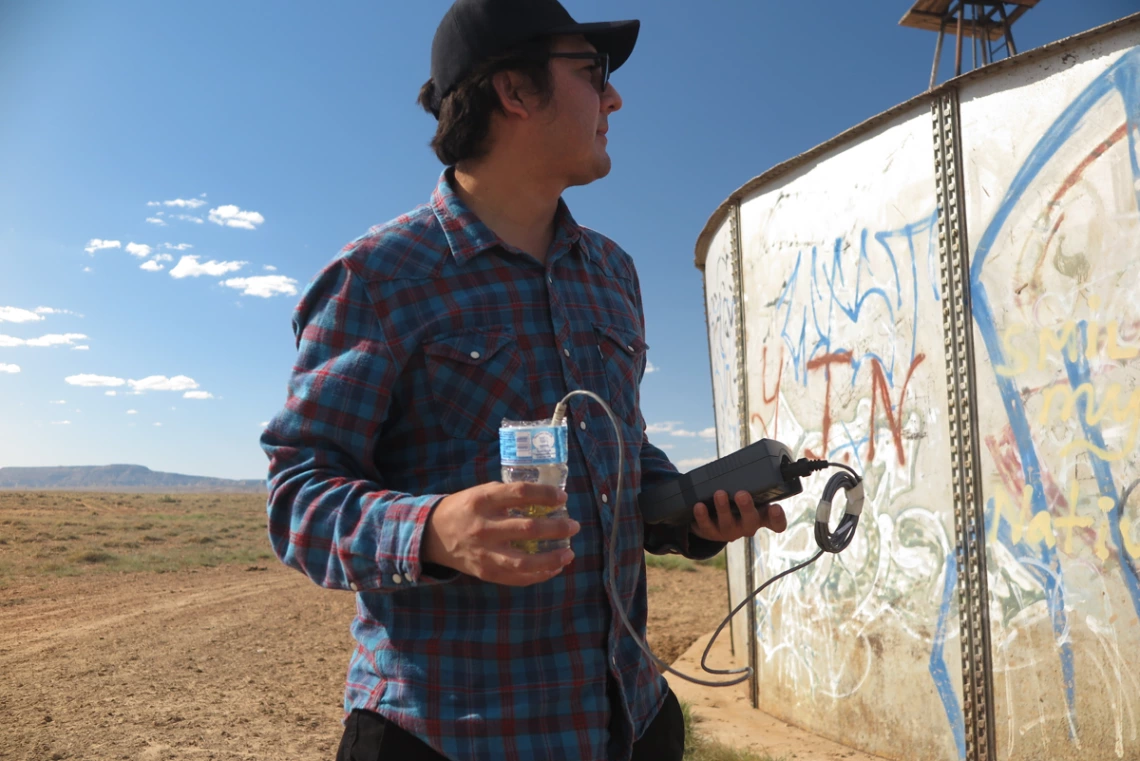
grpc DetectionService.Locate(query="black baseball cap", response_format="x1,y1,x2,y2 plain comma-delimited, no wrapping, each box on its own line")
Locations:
429,0,640,116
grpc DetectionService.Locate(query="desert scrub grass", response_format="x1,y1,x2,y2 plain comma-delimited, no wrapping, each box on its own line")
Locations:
0,490,272,582
644,553,698,573
696,550,727,571
681,699,784,761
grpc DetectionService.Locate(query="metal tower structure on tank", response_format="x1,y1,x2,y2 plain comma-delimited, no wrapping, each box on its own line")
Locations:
900,1,1042,88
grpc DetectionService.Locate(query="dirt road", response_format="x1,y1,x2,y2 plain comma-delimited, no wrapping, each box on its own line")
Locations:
0,561,729,760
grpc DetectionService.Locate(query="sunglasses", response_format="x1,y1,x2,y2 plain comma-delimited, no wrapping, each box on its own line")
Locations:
547,52,611,95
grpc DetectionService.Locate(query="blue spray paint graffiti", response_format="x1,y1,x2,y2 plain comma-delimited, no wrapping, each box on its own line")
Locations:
970,46,1140,739
775,211,941,391
931,552,967,761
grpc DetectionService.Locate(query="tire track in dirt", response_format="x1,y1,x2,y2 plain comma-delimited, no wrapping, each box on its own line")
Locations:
0,574,291,662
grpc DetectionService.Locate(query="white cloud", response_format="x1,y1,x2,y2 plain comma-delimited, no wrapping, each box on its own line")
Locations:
140,260,164,272
656,444,674,450
83,267,93,273
163,243,192,251
51,420,72,426
153,254,173,262
209,204,265,230
677,456,715,470
170,255,247,279
127,409,137,415
699,427,717,440
174,214,204,224
263,264,277,272
163,198,206,209
259,421,269,428
0,333,88,347
220,275,298,298
0,363,19,373
146,217,167,226
66,374,125,387
183,390,214,400
84,239,121,254
71,345,90,351
147,201,161,207
125,242,152,258
129,375,198,392
644,360,658,374
0,307,44,323
645,420,703,438
154,422,162,427
105,390,118,396
34,307,80,317
50,399,66,404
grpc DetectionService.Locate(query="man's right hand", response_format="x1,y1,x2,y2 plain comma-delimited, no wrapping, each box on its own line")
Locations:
422,482,579,586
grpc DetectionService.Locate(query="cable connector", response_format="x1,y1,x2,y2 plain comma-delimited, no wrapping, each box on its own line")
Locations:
780,457,829,481
550,401,570,427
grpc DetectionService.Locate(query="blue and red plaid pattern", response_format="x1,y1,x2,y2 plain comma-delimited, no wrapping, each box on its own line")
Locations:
261,170,723,761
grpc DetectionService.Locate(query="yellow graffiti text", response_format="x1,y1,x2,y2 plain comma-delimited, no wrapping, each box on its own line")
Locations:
989,482,1140,561
995,319,1140,377
1037,382,1140,462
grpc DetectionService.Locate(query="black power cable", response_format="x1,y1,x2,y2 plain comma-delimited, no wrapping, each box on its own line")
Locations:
552,391,864,687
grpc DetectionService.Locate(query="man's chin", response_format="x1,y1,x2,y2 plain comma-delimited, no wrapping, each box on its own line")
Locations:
568,155,612,187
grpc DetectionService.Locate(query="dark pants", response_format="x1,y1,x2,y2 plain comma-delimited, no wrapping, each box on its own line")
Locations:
335,688,685,761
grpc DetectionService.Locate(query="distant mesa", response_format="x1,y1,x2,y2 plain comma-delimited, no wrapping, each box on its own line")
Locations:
0,464,265,493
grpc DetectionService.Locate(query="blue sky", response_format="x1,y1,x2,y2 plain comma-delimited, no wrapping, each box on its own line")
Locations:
0,1,1132,480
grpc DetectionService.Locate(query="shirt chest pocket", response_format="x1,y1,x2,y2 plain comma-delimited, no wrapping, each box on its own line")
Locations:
593,323,648,427
423,329,528,442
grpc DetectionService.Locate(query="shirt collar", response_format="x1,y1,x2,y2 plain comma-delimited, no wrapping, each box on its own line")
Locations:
430,169,590,266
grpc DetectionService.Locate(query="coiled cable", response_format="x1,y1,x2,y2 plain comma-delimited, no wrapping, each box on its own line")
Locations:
551,390,863,688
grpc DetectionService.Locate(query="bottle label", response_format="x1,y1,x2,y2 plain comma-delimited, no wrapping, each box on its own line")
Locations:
500,423,568,466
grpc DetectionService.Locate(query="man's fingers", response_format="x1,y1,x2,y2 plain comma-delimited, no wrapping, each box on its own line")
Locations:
476,482,567,513
486,516,581,543
764,503,788,533
734,491,763,534
713,490,736,528
692,502,718,538
484,547,574,586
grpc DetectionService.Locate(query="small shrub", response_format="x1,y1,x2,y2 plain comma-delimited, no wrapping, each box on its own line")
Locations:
72,550,116,564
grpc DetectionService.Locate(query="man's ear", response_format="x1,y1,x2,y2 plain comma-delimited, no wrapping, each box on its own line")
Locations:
492,70,534,120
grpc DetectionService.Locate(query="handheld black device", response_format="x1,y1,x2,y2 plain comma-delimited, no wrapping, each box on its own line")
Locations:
638,439,804,527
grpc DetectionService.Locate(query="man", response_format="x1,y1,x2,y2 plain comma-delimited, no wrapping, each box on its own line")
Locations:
260,1,786,759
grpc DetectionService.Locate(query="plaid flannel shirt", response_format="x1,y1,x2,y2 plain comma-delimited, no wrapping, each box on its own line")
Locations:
260,170,723,761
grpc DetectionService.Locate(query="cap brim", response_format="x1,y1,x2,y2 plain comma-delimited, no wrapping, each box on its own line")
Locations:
547,19,640,73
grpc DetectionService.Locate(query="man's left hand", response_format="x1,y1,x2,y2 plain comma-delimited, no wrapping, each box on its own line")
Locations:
691,490,788,543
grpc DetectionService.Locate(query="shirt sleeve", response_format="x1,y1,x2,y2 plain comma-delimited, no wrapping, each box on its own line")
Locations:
260,256,458,593
623,256,726,561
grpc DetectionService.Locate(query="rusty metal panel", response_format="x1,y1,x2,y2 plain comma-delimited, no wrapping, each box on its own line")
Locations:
735,103,964,760
958,25,1140,761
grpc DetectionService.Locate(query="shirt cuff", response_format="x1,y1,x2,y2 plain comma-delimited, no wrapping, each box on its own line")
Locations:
643,522,727,560
349,493,460,593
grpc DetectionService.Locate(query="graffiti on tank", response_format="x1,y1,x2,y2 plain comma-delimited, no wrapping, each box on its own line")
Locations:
707,230,741,454
745,201,967,758
753,210,941,474
971,46,1140,752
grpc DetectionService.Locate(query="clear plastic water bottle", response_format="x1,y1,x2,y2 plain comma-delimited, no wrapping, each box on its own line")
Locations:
499,419,569,554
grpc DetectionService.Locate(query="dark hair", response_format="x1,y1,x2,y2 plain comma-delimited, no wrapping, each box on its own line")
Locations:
417,38,555,166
